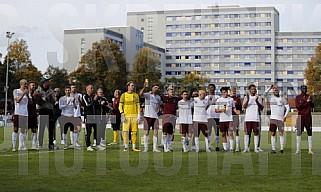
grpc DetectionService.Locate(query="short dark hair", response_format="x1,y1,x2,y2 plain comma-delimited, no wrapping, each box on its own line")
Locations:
208,84,215,88
220,87,229,92
181,90,188,95
248,84,256,90
28,81,35,85
65,86,71,90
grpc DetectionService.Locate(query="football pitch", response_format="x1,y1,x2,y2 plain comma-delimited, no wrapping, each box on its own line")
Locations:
0,127,320,192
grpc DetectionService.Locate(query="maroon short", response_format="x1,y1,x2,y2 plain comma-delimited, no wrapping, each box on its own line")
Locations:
230,115,240,130
180,124,193,135
296,116,312,134
269,119,284,132
219,122,231,132
161,114,176,134
214,118,220,127
193,122,208,137
28,116,38,129
143,117,159,130
13,115,28,129
244,122,259,134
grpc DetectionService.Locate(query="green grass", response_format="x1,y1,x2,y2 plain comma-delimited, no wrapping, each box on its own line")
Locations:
0,127,321,192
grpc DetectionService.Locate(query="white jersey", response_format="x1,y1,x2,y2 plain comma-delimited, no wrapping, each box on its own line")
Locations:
243,95,263,122
13,89,28,116
71,92,82,117
215,97,235,122
143,92,162,119
205,95,220,119
178,99,193,124
193,97,209,123
59,96,76,117
269,95,290,121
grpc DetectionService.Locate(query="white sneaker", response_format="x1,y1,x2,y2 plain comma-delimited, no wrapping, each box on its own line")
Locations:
153,148,161,153
308,150,314,155
235,147,240,152
76,142,80,147
64,145,69,150
96,145,106,151
242,148,249,153
257,147,264,152
164,148,171,153
143,149,148,152
61,140,64,145
206,149,212,153
69,145,81,150
295,150,300,154
31,144,39,150
12,148,16,152
93,139,97,147
100,142,106,148
87,146,94,151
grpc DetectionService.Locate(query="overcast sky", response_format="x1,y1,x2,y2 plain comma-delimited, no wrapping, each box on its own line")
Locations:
0,0,321,72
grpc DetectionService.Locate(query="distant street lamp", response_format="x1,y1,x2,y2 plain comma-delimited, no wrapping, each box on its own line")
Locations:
4,31,14,126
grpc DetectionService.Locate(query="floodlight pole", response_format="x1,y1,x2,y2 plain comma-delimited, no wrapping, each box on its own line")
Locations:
4,31,14,127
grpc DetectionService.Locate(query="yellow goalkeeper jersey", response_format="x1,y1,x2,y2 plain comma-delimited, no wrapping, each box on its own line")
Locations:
119,92,140,115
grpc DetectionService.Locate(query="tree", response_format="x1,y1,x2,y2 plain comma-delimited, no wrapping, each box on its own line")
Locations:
0,39,40,100
130,48,162,89
178,71,208,93
44,65,69,91
69,39,128,98
305,43,321,111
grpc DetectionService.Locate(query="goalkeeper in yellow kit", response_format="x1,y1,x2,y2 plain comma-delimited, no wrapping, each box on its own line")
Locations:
119,81,141,152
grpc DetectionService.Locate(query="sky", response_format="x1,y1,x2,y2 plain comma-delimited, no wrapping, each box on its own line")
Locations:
0,0,321,72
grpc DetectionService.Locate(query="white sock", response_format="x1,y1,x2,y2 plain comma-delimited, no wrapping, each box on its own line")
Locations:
244,135,249,150
144,135,148,150
195,137,200,151
215,136,219,148
24,133,27,147
223,143,227,151
182,137,185,149
187,137,191,146
133,144,136,149
32,133,37,145
124,144,128,149
19,133,24,148
296,136,301,151
226,136,230,150
63,134,67,146
280,135,284,150
229,139,234,150
163,135,168,150
73,133,77,146
205,137,209,150
254,135,259,150
70,131,73,144
236,136,240,149
271,136,276,150
308,136,312,151
12,132,17,148
153,136,157,149
167,134,172,148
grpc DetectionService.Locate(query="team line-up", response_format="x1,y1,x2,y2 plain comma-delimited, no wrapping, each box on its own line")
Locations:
11,77,313,154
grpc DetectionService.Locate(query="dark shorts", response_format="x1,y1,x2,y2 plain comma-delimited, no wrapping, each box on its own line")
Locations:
269,119,284,132
219,122,231,133
161,114,176,134
28,116,38,129
111,114,121,131
230,115,240,130
244,122,259,134
143,117,159,130
13,115,28,130
180,124,193,135
296,116,312,134
193,122,208,137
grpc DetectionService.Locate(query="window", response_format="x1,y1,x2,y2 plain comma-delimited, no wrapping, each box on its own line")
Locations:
141,18,144,22
81,38,85,45
234,71,241,74
287,71,294,74
185,32,191,36
265,46,271,50
166,56,172,60
265,70,271,74
244,62,251,66
195,55,201,60
166,33,172,37
277,46,283,50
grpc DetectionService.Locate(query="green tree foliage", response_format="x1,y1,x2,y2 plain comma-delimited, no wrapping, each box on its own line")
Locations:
69,39,128,98
44,65,69,91
178,71,208,93
305,43,321,111
130,48,162,89
0,39,41,100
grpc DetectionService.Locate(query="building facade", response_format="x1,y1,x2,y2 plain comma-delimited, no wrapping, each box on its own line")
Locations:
127,5,321,96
